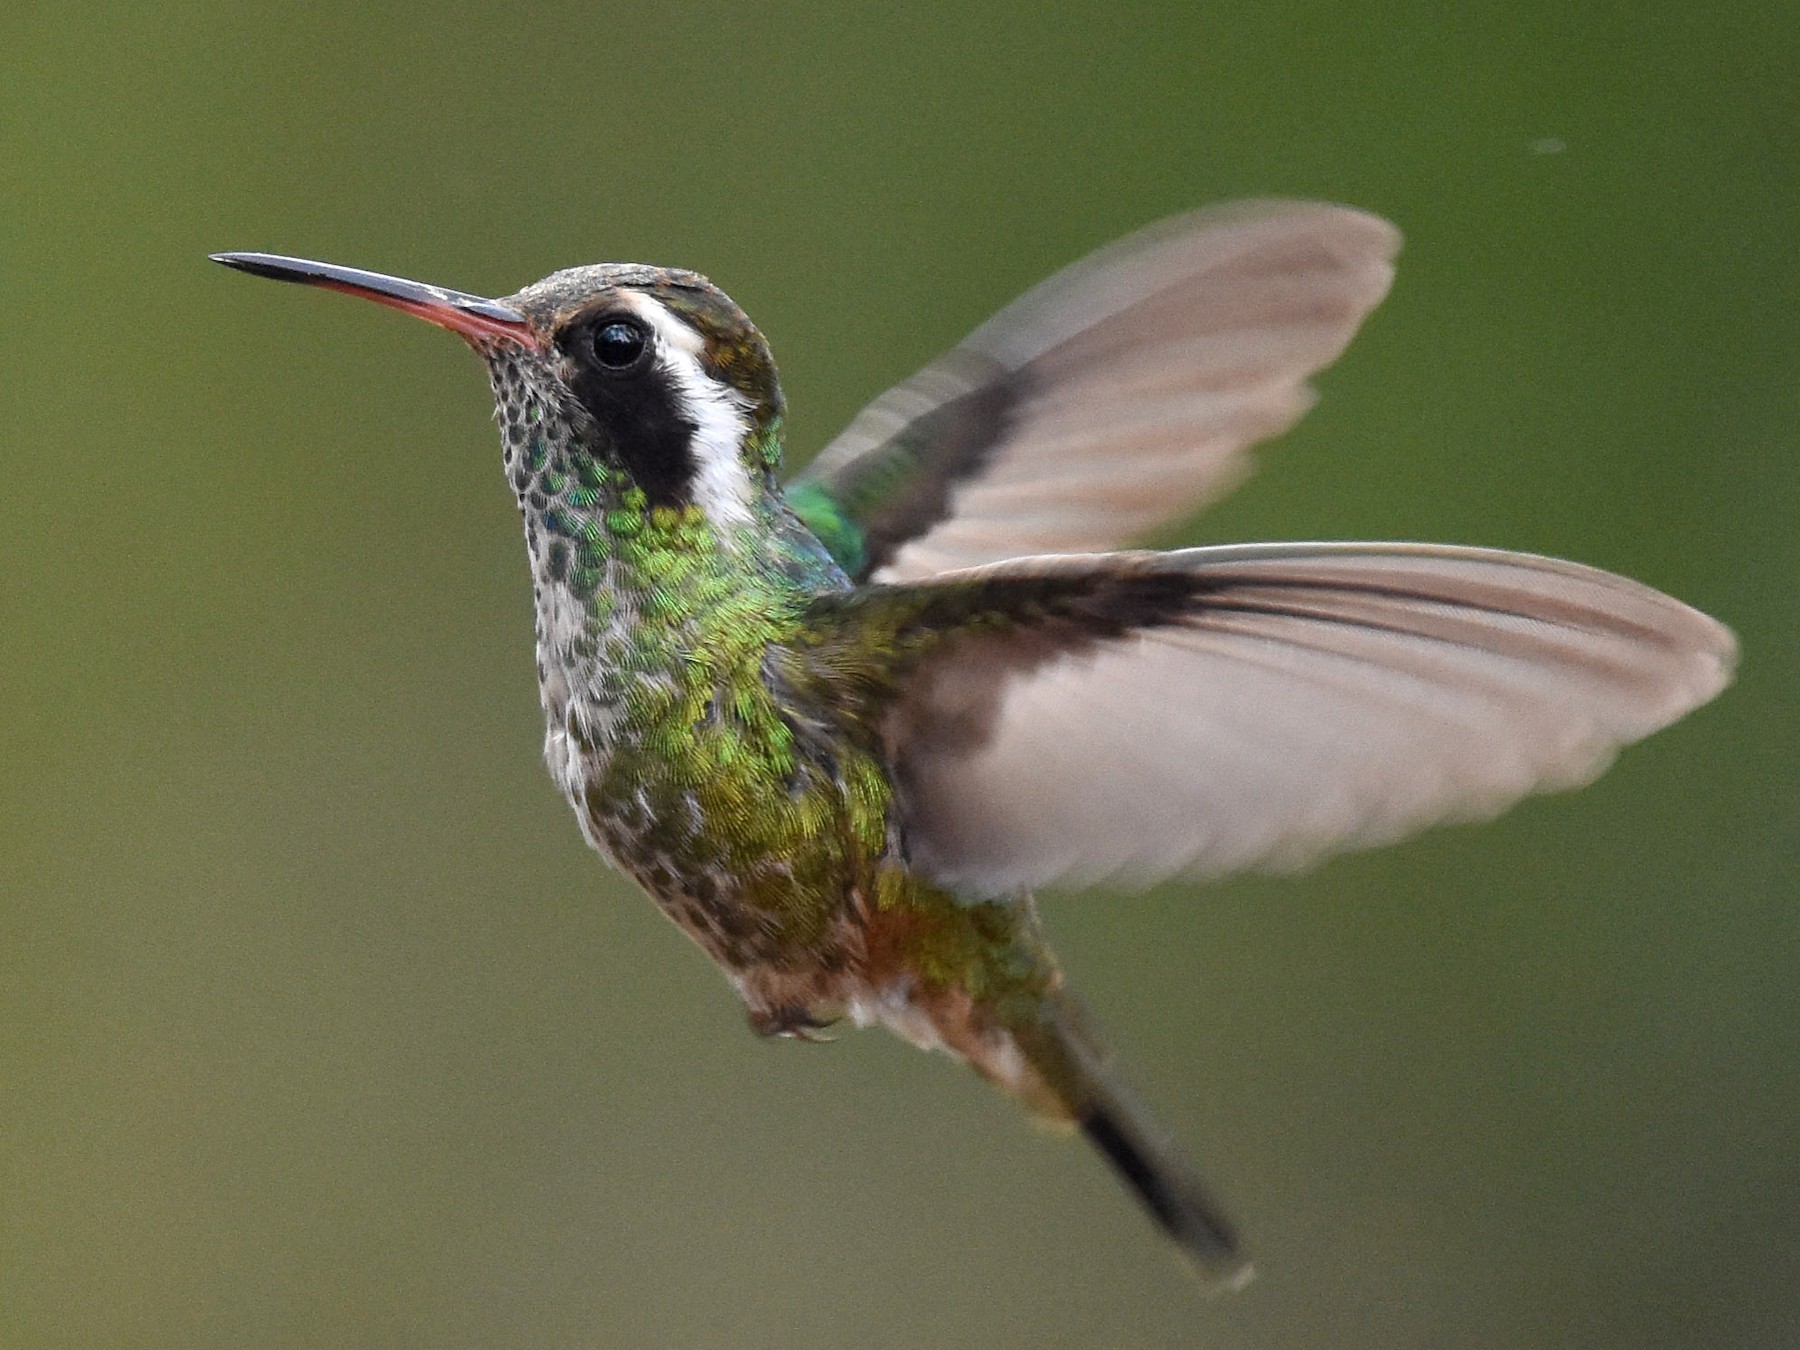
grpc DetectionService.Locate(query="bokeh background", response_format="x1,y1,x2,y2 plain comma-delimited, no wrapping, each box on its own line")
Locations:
3,2,1795,1346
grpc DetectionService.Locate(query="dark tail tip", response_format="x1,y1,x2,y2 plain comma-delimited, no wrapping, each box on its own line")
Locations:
1080,1104,1254,1289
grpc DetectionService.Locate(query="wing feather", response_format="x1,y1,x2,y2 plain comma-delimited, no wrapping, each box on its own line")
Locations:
865,544,1734,896
789,201,1401,582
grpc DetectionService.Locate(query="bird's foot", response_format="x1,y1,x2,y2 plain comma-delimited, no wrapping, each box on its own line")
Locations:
747,1004,841,1042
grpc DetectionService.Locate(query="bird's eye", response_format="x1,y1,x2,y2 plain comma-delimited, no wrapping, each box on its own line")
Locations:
591,319,648,371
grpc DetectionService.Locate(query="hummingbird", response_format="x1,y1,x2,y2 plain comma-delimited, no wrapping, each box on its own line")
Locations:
213,200,1734,1282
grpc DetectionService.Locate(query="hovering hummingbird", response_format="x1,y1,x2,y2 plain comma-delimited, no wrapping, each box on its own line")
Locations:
214,201,1733,1282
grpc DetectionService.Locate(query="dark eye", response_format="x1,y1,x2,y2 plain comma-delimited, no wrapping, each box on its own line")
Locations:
591,319,648,371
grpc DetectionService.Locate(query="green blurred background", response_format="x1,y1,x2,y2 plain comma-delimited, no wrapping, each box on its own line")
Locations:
3,2,1795,1346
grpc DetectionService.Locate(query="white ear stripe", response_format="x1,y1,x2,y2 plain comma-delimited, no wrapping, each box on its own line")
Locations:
624,293,756,529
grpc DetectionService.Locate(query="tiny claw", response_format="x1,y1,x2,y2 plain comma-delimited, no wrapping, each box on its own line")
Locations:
747,1005,840,1042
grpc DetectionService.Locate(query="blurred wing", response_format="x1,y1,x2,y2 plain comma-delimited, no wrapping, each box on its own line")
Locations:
786,200,1400,582
804,545,1734,897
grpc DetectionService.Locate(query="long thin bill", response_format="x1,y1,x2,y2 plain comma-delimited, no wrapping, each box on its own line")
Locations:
210,252,537,347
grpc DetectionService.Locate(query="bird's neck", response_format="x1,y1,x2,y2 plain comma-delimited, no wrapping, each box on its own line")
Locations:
485,356,848,732
517,453,752,662
509,435,848,714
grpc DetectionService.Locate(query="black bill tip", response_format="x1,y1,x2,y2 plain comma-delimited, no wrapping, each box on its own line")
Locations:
209,251,535,345
210,251,318,283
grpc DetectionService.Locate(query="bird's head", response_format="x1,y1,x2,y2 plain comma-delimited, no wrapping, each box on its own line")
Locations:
211,253,787,529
